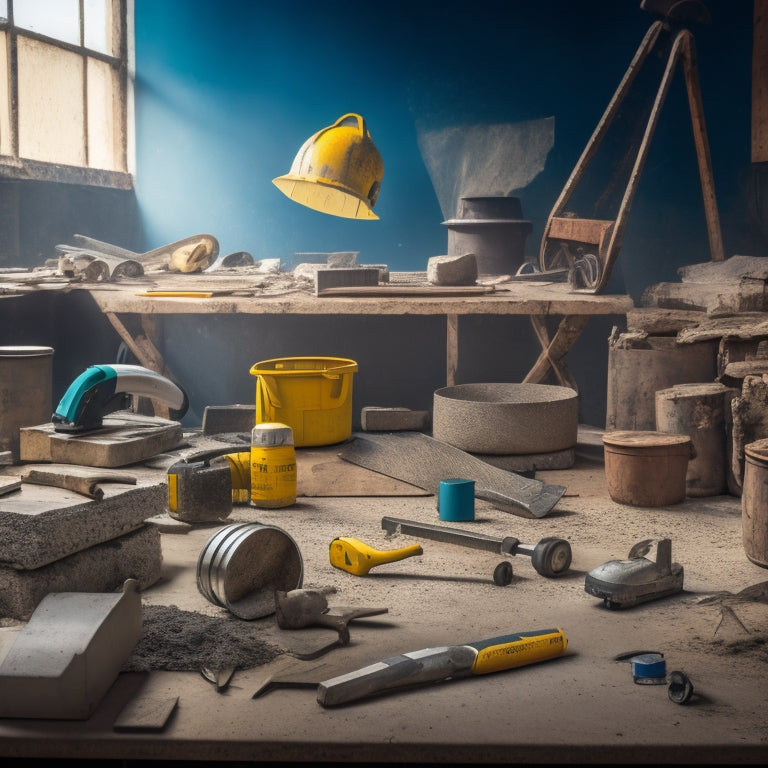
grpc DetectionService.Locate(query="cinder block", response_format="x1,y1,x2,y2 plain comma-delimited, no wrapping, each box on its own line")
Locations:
0,524,162,620
202,404,255,435
0,480,167,569
0,579,143,718
361,407,430,432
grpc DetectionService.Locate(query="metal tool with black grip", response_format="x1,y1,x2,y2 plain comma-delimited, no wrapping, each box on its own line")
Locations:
317,628,568,707
381,517,572,578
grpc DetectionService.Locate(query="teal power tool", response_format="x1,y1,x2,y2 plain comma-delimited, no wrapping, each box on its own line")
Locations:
52,364,188,432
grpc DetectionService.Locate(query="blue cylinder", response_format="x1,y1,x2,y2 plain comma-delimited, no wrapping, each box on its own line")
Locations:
438,478,475,522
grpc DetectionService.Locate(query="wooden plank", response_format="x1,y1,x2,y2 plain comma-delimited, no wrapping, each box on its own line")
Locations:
753,0,768,163
19,415,184,468
547,217,613,244
316,285,495,297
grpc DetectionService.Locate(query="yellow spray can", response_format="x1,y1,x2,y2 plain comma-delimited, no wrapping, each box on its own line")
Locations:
250,422,297,508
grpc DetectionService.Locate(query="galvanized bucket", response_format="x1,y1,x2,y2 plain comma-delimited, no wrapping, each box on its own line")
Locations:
196,522,303,619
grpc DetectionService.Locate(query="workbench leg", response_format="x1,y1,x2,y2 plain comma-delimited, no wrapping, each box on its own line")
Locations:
446,313,458,386
525,315,589,391
104,312,175,418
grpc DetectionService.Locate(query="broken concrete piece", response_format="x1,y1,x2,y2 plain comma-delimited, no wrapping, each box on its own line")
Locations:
361,407,430,432
0,579,142,719
0,524,162,620
202,404,255,435
427,253,478,286
0,477,166,570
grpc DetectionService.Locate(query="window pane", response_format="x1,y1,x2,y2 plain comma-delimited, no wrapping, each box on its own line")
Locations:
0,2,8,22
0,31,10,155
17,37,84,165
84,0,117,56
87,56,123,171
14,0,80,46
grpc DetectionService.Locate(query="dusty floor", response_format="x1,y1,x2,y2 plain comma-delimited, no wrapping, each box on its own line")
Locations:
1,449,767,764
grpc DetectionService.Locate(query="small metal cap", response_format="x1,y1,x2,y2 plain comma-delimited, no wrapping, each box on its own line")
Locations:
667,670,694,704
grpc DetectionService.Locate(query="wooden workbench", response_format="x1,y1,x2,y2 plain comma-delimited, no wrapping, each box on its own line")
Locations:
80,273,634,401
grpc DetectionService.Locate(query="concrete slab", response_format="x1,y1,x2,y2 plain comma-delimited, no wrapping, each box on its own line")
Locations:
0,524,162,620
0,580,142,719
0,474,166,569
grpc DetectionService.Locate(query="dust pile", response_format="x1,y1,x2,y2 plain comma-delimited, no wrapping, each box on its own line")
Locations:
123,604,284,672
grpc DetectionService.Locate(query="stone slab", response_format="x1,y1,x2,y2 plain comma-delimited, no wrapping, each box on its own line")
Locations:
474,446,575,472
0,524,162,620
0,473,167,569
19,414,184,467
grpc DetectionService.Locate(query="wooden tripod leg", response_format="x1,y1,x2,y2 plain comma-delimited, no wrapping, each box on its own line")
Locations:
681,31,725,262
524,315,589,390
446,313,458,386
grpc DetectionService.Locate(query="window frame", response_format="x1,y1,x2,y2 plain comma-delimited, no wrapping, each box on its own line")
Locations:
0,0,133,189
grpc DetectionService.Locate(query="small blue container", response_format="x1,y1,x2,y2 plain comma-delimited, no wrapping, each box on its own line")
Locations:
438,478,475,522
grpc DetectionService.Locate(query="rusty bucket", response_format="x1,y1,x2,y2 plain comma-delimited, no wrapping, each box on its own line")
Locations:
602,431,693,507
742,439,768,569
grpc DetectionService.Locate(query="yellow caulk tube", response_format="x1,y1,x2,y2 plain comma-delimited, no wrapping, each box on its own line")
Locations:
317,628,567,707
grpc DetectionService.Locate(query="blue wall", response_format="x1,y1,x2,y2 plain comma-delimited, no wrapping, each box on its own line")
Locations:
129,0,761,428
133,0,760,296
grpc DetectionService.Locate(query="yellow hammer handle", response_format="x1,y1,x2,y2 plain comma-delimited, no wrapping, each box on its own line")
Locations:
329,537,423,575
469,628,567,675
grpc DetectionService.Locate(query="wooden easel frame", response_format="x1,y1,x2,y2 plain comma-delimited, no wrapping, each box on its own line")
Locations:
539,20,725,294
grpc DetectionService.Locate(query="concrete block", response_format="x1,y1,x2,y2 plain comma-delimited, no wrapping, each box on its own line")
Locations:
202,404,255,435
427,253,478,286
0,524,162,620
0,579,142,719
361,407,430,432
0,477,166,569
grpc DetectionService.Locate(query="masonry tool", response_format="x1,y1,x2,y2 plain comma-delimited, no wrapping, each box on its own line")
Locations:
381,516,572,578
52,364,188,432
329,537,423,576
317,627,568,707
584,538,684,609
167,446,251,521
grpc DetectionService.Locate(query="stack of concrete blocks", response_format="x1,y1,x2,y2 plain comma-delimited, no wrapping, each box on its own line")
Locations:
0,472,165,620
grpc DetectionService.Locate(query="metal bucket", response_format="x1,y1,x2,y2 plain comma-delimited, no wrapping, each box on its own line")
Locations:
0,345,53,462
196,522,303,619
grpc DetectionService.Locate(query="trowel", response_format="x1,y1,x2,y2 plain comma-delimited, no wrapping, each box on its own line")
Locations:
584,539,684,609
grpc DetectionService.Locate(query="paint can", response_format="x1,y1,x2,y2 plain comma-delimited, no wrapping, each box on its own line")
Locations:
741,438,768,569
196,522,304,619
0,345,53,462
250,422,297,509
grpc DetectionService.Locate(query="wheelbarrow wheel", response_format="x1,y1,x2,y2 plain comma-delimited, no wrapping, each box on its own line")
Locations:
531,537,572,578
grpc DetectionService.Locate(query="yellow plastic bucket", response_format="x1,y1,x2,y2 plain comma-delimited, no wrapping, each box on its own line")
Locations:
249,357,358,447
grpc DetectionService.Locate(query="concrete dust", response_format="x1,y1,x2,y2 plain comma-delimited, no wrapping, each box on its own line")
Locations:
123,603,283,673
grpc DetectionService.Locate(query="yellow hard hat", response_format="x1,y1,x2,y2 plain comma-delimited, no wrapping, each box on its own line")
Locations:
273,113,384,220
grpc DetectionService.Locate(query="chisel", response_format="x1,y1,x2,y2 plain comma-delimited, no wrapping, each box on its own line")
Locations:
317,627,567,707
